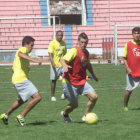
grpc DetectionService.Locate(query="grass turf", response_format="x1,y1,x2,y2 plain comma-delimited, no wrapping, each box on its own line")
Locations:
0,64,140,140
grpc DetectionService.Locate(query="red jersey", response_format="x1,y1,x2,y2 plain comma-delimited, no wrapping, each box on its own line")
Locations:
64,46,89,85
127,41,140,77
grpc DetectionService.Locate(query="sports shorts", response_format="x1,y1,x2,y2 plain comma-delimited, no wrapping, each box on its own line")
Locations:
126,74,140,91
62,81,95,104
50,66,63,80
15,80,38,102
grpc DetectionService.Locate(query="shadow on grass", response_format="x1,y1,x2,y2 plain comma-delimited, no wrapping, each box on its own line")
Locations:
27,119,109,126
129,108,140,111
27,120,57,126
74,119,109,124
73,121,85,124
99,119,109,122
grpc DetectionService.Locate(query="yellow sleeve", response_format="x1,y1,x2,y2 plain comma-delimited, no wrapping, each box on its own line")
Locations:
123,43,128,57
63,48,77,62
64,43,67,55
18,47,28,54
48,41,54,53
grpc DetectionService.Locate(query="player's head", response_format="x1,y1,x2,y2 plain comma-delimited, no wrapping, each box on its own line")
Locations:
78,32,88,50
22,36,35,52
132,27,140,34
132,27,140,42
56,30,63,42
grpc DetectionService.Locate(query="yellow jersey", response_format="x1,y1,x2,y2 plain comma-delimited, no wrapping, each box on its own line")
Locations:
12,47,29,84
48,40,67,67
63,48,77,62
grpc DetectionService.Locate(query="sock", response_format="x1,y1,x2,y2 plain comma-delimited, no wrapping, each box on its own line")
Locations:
5,115,8,119
19,115,24,119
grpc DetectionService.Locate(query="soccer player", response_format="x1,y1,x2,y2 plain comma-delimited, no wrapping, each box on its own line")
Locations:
0,36,42,126
123,27,140,111
48,30,67,101
60,32,98,123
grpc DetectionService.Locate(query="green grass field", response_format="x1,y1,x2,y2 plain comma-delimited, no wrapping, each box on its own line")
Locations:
1,64,140,140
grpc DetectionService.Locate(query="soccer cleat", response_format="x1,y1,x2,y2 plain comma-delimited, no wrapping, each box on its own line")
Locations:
16,115,26,126
61,94,66,100
61,111,72,123
51,97,56,101
82,115,86,122
124,107,128,111
58,76,63,80
0,113,8,125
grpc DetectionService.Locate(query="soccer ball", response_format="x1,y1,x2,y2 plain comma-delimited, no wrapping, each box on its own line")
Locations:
85,113,98,124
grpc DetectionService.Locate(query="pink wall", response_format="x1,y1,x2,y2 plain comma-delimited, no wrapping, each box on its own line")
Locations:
0,0,140,51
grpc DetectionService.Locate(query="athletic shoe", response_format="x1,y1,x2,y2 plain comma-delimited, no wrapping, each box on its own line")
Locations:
16,115,26,126
82,115,86,122
61,111,72,123
51,97,56,101
61,94,66,100
124,107,128,111
0,113,8,125
58,76,62,80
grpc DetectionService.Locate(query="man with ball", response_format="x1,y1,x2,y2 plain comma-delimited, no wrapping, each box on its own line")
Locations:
60,32,98,123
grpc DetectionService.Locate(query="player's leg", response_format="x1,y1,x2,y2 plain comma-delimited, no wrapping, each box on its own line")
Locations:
85,91,98,115
63,103,78,116
50,66,58,101
81,82,98,121
0,99,24,125
61,103,78,123
0,80,29,125
20,92,41,117
51,80,57,101
124,90,132,109
58,67,66,100
61,82,78,122
16,80,41,126
124,74,140,110
124,74,133,110
6,99,24,116
16,92,41,126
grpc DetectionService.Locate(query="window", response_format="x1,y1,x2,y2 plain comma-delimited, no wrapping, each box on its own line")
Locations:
50,0,83,25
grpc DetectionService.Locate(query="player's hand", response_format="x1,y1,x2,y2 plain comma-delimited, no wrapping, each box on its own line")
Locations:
11,69,14,73
126,67,132,74
35,60,42,65
94,76,98,82
52,63,56,68
38,62,42,65
64,65,72,72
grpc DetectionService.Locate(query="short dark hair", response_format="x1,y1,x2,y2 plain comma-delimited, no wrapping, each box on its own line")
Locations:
132,27,140,34
78,32,88,42
56,30,63,35
22,36,35,46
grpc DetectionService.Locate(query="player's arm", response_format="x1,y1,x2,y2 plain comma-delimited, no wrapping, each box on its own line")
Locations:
48,41,56,68
12,67,14,73
87,62,98,81
60,59,72,72
123,57,132,74
60,48,77,72
122,43,132,74
18,52,42,65
49,53,56,68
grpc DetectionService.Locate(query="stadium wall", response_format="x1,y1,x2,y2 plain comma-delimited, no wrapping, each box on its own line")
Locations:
0,0,140,62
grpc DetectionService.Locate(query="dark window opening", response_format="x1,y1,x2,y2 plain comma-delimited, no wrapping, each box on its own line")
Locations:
51,14,81,25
